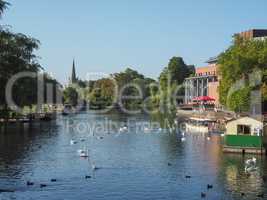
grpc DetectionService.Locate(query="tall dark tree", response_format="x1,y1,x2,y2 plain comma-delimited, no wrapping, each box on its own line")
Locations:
159,57,195,90
0,0,9,18
0,1,45,117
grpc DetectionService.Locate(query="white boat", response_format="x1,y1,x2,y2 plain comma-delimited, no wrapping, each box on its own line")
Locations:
185,117,216,133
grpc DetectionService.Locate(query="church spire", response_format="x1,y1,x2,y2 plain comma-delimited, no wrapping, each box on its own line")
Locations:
71,59,77,83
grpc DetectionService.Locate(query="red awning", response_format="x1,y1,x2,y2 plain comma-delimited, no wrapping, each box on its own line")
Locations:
192,96,215,101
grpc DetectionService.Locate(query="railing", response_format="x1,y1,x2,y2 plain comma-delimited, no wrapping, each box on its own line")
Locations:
224,135,263,148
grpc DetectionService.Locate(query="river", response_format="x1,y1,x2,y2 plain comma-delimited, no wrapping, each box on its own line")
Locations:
0,112,266,200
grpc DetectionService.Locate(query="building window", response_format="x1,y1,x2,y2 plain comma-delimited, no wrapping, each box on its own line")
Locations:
237,125,251,135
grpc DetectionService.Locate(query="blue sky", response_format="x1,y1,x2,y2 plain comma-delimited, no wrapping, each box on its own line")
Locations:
2,0,267,84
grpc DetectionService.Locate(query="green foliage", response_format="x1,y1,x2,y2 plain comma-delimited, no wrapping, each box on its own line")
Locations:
227,86,251,112
159,57,195,89
84,68,156,111
0,29,42,108
63,87,78,106
88,78,116,109
0,0,9,17
218,36,267,110
263,69,267,101
156,57,194,110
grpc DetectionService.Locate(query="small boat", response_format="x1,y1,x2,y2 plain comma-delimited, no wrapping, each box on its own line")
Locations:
185,117,216,133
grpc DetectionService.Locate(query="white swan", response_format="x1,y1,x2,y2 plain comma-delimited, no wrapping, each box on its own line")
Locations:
70,140,77,145
245,165,258,173
144,127,150,133
91,163,100,171
245,157,257,166
79,150,88,158
119,126,128,133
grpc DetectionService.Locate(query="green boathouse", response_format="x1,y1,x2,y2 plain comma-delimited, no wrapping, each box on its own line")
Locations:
223,117,265,154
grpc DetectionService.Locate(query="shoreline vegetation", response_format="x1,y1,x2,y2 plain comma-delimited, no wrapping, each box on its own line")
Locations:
0,0,266,126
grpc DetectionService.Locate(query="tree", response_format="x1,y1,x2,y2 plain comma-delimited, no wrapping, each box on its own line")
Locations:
88,78,116,109
0,0,9,18
159,57,195,90
0,30,42,109
218,36,267,111
63,87,78,106
157,57,195,110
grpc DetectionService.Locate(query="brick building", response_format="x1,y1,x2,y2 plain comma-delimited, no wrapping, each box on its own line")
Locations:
184,57,219,105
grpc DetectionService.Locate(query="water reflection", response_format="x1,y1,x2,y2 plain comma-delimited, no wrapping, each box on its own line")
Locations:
0,112,266,200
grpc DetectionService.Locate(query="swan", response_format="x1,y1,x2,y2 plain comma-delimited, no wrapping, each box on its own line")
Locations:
207,136,211,141
245,157,257,166
181,137,186,142
91,164,100,171
221,133,225,137
181,132,185,137
245,165,258,173
144,127,150,133
79,149,89,158
119,126,128,133
77,149,83,154
70,140,77,145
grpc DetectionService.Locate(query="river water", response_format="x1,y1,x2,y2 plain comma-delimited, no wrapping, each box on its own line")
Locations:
0,112,266,200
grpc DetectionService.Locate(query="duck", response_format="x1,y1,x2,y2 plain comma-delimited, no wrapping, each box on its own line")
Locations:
85,175,91,179
206,136,211,141
220,133,225,137
26,181,34,186
185,175,191,179
201,192,206,198
181,137,186,142
40,184,47,188
181,132,185,137
50,179,57,182
207,184,213,189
